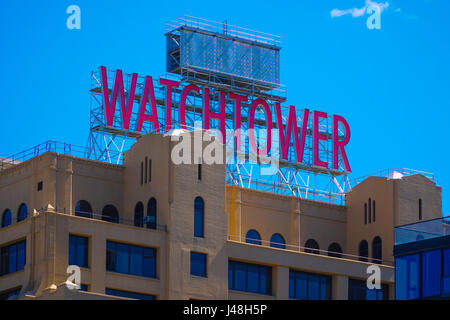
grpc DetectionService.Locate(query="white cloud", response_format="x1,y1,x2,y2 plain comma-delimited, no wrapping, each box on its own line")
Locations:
331,0,389,18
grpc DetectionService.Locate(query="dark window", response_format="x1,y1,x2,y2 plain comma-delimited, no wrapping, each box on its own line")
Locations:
134,202,144,227
348,278,389,300
245,229,261,245
368,198,372,223
0,287,21,300
0,240,26,276
395,253,420,300
358,240,369,262
106,241,156,278
270,233,286,249
194,197,204,237
198,163,202,181
146,198,157,229
79,284,88,292
190,252,207,277
228,260,272,295
148,159,152,182
419,199,422,220
422,250,441,298
69,235,88,268
304,239,320,254
373,200,376,222
17,203,27,222
37,181,43,191
145,157,148,184
1,209,12,228
364,203,367,225
140,162,143,185
105,288,156,300
443,249,450,296
372,236,382,264
328,242,343,258
75,200,92,219
289,269,331,300
102,205,119,224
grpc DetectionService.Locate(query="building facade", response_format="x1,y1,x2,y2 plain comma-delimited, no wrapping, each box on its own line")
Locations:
0,132,443,300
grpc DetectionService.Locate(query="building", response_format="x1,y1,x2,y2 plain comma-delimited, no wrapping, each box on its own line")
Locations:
394,216,450,299
0,131,443,300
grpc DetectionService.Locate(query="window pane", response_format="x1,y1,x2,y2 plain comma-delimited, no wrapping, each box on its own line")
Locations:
9,245,17,273
69,236,76,266
295,272,307,299
234,263,246,292
76,237,87,267
320,277,329,300
444,249,450,295
422,250,441,298
116,243,129,274
17,242,25,271
106,242,116,271
191,252,206,277
395,254,419,300
308,275,319,300
228,262,234,290
289,271,295,298
247,265,259,293
130,246,143,276
259,266,271,295
143,248,156,278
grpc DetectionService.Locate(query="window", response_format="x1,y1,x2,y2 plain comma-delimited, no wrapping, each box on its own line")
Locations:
75,200,92,219
79,284,88,292
228,260,272,295
1,209,12,228
328,243,343,258
289,270,331,300
194,197,204,237
148,159,152,182
0,240,26,276
17,203,27,222
140,161,143,185
372,236,382,264
348,279,389,300
134,202,144,227
102,205,119,224
419,198,422,220
105,288,156,300
245,229,261,245
69,235,88,268
106,241,156,278
358,240,369,262
368,198,372,223
37,181,43,191
198,163,202,181
444,249,450,296
190,252,207,277
0,287,21,300
422,250,441,298
304,239,320,254
146,197,157,229
373,200,376,222
270,233,286,249
395,254,419,300
364,203,367,225
145,157,148,184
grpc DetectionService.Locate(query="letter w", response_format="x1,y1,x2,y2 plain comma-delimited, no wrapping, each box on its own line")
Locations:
275,103,309,163
100,66,137,130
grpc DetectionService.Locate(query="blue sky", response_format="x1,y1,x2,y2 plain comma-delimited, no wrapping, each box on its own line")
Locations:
0,0,449,212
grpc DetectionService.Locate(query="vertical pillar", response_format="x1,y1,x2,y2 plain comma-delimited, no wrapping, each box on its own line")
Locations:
332,275,349,300
275,266,289,299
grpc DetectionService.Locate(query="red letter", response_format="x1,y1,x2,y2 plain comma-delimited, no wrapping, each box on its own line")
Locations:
229,93,247,151
333,115,351,172
249,99,272,156
159,78,179,132
313,111,328,168
275,104,309,163
179,84,200,130
203,88,226,143
100,66,137,130
136,76,160,133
